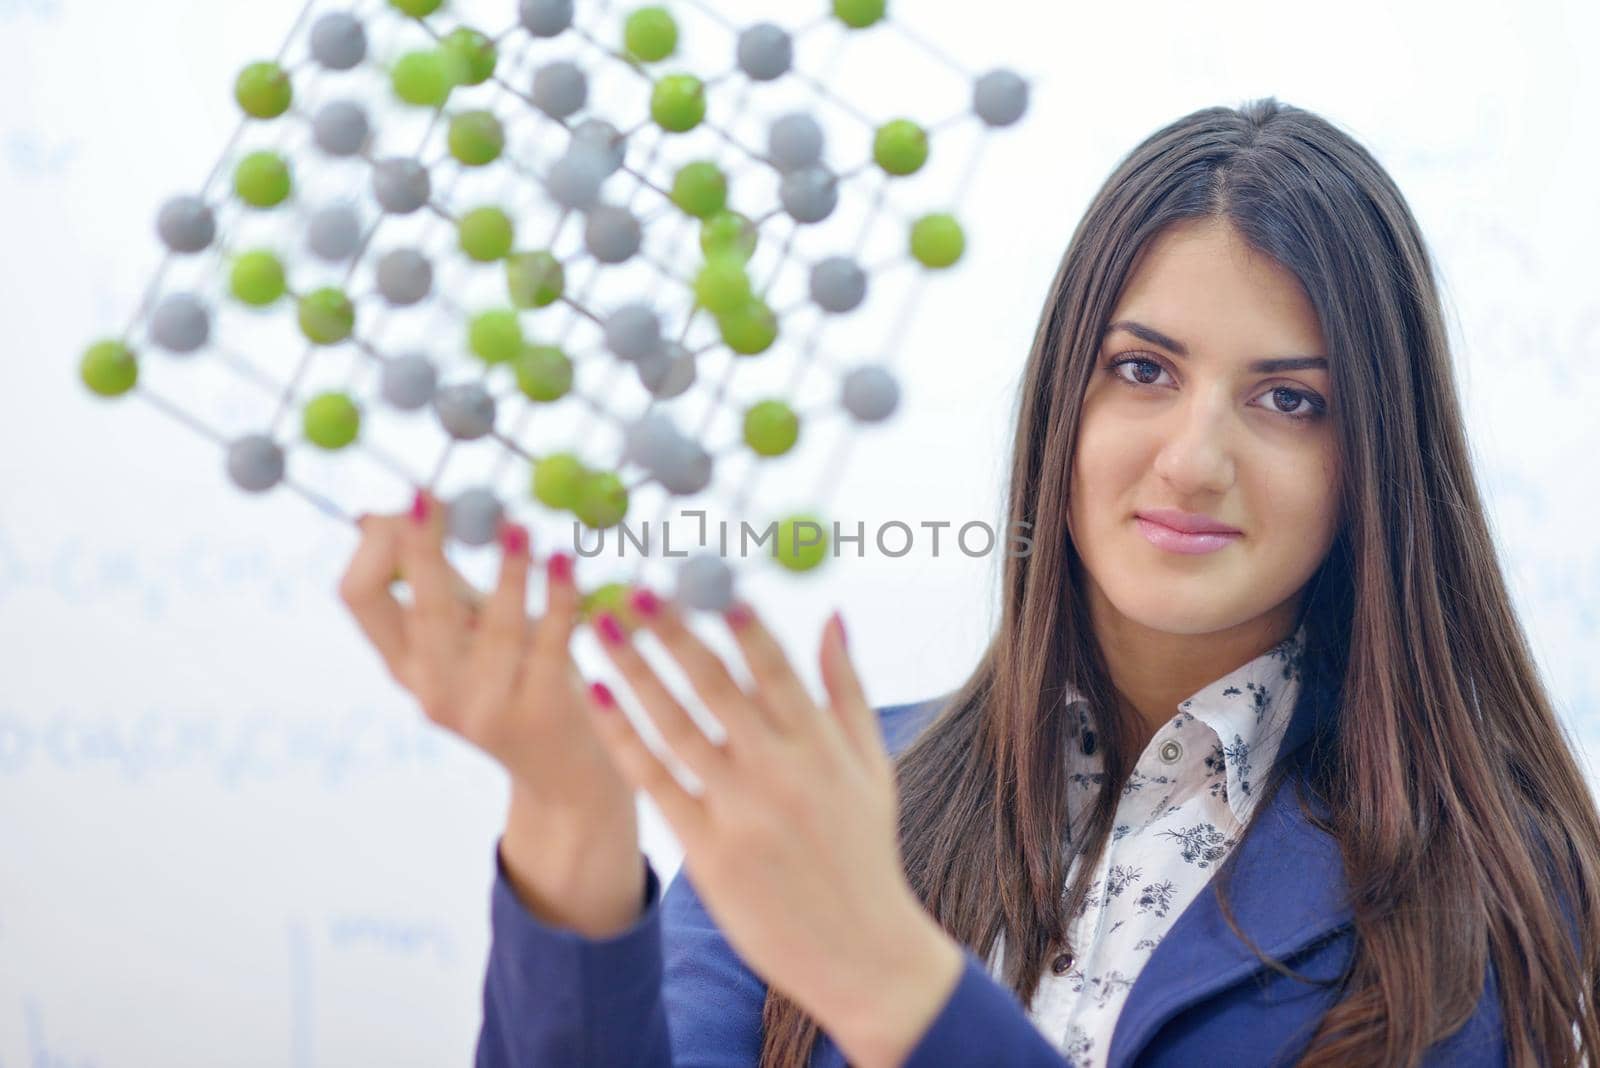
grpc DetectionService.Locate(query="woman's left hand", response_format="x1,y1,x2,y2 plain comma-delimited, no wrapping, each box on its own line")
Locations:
582,589,965,1068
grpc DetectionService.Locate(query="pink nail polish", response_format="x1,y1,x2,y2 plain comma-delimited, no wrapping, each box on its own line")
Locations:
595,612,626,645
547,552,573,583
832,610,848,650
589,681,615,709
500,523,529,556
628,586,660,619
410,490,429,525
724,603,753,630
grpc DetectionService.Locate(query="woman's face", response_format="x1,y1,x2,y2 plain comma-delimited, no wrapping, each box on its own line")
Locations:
1067,216,1341,638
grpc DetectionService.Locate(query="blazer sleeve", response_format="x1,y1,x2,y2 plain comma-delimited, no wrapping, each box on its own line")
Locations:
474,838,771,1067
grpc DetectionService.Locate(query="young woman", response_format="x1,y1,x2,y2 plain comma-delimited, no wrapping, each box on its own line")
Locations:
340,97,1600,1067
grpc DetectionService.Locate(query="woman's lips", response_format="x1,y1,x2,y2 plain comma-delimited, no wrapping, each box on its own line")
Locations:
1135,516,1242,555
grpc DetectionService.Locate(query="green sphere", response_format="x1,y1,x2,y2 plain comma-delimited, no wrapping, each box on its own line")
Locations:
833,0,887,28
671,160,727,219
694,256,752,316
624,6,678,62
229,250,287,306
448,110,505,166
468,308,524,364
392,50,453,107
506,250,565,308
650,74,706,133
79,339,137,397
235,61,292,119
459,206,514,261
388,0,443,17
743,399,800,457
574,470,629,529
298,287,355,345
580,580,640,629
303,391,361,449
774,513,829,572
514,344,574,401
441,27,497,85
910,212,965,268
532,452,586,510
233,151,291,208
700,210,757,261
874,119,928,176
716,298,778,356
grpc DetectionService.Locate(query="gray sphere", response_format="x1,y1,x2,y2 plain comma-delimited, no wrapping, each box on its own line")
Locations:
307,204,363,262
570,119,625,175
810,256,867,313
842,365,900,422
974,69,1029,127
636,341,695,399
156,195,215,253
519,0,573,37
768,113,823,171
780,165,838,224
372,158,430,214
312,100,370,157
310,13,366,70
380,353,437,411
737,23,792,81
585,204,641,264
604,302,662,361
375,248,432,306
656,437,713,495
623,410,683,470
447,487,505,547
225,433,285,493
434,382,497,440
150,292,210,354
532,61,587,120
546,146,607,211
675,552,734,611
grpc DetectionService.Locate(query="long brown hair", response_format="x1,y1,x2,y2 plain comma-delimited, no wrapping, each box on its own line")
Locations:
758,97,1600,1067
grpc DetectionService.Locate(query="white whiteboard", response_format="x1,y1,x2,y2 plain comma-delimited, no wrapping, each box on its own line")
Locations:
2,0,1596,1063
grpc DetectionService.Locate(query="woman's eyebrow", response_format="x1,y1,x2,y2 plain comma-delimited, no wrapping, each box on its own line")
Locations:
1103,320,1328,373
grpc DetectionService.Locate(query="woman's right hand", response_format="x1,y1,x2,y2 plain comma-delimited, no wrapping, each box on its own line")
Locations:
337,488,632,820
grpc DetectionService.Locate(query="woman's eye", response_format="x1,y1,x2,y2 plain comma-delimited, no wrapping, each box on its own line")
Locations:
1105,355,1326,423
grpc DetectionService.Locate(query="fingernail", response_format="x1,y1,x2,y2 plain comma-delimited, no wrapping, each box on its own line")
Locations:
410,490,429,526
500,523,529,556
589,681,615,709
548,554,573,586
724,602,753,630
355,512,372,530
628,586,660,619
595,611,626,645
832,610,848,650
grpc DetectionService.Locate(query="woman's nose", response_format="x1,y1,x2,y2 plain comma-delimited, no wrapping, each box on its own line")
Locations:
1151,398,1235,494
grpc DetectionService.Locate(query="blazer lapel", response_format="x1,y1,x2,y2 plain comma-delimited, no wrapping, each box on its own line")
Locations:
1107,684,1353,1068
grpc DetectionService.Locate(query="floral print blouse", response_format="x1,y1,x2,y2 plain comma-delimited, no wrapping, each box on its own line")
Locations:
985,622,1310,1066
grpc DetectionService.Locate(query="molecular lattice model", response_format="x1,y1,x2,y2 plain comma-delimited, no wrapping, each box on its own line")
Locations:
77,0,1030,620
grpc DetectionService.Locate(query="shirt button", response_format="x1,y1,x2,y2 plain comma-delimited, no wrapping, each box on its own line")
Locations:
1051,951,1074,975
1158,739,1183,764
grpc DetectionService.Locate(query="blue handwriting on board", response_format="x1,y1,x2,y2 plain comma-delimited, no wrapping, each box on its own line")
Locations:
0,703,450,787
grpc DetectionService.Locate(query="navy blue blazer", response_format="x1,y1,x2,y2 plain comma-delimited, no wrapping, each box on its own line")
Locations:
475,692,1513,1066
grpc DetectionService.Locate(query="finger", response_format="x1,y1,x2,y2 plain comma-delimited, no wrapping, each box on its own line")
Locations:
338,515,408,677
466,519,532,697
584,679,707,840
397,488,466,704
592,609,737,792
519,550,579,689
819,610,888,779
620,586,776,752
703,596,817,737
